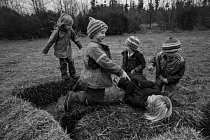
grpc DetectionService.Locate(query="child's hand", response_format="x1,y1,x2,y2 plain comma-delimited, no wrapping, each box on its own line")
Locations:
159,75,168,83
148,66,154,72
131,69,135,74
121,71,130,81
42,53,48,56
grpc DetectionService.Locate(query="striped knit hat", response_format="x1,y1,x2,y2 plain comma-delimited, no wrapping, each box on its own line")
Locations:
162,37,181,52
125,36,140,50
57,13,74,27
87,17,108,39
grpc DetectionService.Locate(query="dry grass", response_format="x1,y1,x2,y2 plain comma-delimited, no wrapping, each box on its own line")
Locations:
0,96,71,140
52,87,209,140
150,127,206,140
1,30,210,98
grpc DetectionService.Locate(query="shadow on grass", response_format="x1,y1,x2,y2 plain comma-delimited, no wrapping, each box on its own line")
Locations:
12,78,77,107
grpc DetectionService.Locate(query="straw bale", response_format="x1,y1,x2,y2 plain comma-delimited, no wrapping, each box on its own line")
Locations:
150,127,206,140
0,96,71,140
72,91,209,139
201,102,210,138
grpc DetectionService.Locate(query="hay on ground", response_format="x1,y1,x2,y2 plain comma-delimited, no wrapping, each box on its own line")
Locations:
201,102,210,138
150,127,206,140
0,96,71,140
68,88,210,139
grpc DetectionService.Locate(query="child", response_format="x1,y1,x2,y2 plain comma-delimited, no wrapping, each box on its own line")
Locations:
121,36,146,75
64,17,130,112
42,13,82,80
116,75,172,122
148,37,185,95
116,73,161,110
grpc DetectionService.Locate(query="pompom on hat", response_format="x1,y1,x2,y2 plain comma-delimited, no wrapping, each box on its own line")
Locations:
87,17,108,39
125,36,140,50
56,13,74,27
162,37,181,52
145,95,172,122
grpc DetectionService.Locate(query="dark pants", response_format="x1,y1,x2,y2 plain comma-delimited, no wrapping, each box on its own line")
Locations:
64,87,105,112
64,87,123,112
123,80,160,109
59,57,76,79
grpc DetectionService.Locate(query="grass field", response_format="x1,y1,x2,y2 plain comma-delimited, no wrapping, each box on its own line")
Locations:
1,30,210,98
1,30,210,139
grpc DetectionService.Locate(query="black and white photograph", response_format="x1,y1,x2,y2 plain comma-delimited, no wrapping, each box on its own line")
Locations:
0,0,210,139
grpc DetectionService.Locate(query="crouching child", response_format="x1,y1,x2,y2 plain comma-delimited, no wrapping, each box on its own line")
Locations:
148,37,185,96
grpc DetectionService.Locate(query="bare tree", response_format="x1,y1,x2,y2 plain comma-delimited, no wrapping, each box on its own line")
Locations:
79,0,89,14
49,0,80,16
0,0,9,7
31,0,46,14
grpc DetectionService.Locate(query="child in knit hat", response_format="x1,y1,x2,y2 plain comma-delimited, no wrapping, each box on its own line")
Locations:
64,17,130,112
148,37,185,96
42,13,82,80
121,36,146,75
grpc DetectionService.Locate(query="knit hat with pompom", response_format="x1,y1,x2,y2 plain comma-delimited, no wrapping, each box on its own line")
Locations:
87,17,108,39
125,36,141,50
162,37,181,52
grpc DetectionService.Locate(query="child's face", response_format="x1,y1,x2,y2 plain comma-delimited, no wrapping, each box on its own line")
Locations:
94,28,107,42
126,46,134,53
64,24,72,31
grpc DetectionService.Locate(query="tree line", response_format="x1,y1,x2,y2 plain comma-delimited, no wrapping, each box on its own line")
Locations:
0,0,210,40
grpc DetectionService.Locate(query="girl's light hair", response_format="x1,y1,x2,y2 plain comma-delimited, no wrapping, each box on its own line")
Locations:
145,95,172,122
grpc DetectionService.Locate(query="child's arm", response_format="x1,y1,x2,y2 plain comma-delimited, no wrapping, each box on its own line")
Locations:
148,52,163,71
88,44,124,77
42,29,59,54
71,29,82,49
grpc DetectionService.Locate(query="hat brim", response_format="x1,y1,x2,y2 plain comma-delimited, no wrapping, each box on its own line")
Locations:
162,48,181,53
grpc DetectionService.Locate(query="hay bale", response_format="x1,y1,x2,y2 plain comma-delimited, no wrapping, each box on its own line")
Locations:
171,88,210,128
74,104,170,139
72,92,209,139
150,127,205,140
52,86,210,139
201,102,210,138
0,96,71,140
12,76,76,107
